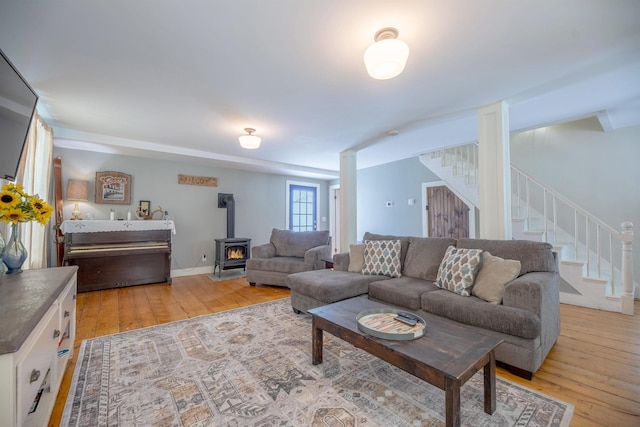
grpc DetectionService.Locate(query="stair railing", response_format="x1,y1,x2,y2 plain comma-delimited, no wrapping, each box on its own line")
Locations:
429,142,478,185
511,165,634,303
423,143,635,313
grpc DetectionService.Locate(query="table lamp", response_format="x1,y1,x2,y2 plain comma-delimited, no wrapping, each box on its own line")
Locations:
66,179,90,220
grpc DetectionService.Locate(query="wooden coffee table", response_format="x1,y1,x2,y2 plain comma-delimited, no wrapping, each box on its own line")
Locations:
308,297,503,427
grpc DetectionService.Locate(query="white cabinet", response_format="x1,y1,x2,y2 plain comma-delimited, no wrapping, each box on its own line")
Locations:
0,267,77,427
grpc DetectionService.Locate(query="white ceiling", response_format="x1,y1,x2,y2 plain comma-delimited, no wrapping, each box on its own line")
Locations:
2,0,639,180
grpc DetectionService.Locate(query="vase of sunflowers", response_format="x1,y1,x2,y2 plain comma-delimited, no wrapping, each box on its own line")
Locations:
0,183,53,274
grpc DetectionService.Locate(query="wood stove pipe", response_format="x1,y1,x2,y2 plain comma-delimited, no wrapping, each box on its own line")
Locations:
217,193,235,238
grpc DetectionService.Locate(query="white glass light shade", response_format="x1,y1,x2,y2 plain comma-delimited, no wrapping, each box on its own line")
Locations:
239,132,261,149
364,37,409,80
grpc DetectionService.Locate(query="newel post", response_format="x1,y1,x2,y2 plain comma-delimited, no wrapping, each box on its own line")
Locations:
620,222,635,315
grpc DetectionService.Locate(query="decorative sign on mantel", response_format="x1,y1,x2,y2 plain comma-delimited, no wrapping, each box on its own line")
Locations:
178,174,218,187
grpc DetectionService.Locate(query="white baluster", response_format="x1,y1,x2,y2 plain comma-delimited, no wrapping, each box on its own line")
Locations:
620,222,634,315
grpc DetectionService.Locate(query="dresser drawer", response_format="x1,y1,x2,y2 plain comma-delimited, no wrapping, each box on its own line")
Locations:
59,277,76,337
16,306,59,426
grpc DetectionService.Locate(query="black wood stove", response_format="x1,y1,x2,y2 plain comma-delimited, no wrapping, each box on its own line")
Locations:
214,193,251,278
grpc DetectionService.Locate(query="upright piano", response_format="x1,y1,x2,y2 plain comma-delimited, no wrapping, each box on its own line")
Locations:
61,220,174,293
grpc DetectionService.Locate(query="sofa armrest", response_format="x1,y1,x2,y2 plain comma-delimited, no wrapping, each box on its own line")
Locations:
333,252,350,271
502,271,559,317
304,244,332,270
252,243,276,259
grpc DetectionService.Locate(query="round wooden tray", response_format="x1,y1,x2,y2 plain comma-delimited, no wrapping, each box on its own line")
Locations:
356,308,426,340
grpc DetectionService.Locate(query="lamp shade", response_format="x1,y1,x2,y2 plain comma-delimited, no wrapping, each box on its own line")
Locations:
66,179,89,201
239,128,261,149
364,28,409,80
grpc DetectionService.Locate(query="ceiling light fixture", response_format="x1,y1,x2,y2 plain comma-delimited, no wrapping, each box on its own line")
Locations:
239,128,261,149
364,27,409,80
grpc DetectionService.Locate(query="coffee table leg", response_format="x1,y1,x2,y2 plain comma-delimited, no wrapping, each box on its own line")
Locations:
484,350,497,414
311,316,323,365
445,377,461,427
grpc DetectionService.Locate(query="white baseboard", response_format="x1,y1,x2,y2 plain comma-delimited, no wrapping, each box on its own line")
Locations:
171,266,214,277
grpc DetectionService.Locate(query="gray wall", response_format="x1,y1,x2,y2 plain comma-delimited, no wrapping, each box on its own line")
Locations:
356,157,440,239
54,147,330,273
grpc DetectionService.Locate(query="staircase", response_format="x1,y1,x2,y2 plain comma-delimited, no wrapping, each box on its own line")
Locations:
420,143,636,315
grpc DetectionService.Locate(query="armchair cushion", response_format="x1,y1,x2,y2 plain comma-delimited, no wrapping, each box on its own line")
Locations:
270,228,330,257
252,243,276,259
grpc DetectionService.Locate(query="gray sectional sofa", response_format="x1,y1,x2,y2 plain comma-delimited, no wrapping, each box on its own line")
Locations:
286,232,560,379
246,228,331,287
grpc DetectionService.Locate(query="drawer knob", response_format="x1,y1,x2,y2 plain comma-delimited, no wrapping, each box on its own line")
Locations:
64,310,70,318
53,329,61,338
30,369,40,384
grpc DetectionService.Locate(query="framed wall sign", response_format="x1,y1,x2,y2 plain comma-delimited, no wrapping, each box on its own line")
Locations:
95,171,131,204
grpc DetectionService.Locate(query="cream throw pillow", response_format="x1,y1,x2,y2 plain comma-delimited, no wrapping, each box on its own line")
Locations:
472,252,522,304
348,244,365,273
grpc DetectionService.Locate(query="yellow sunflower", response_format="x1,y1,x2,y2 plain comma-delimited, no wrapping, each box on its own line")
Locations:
33,204,53,224
1,182,25,195
0,191,20,208
0,185,53,225
1,207,29,224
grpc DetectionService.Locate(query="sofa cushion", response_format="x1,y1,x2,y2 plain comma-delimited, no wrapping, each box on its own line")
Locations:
403,237,457,281
363,232,411,265
246,256,312,275
421,290,541,339
369,277,440,311
270,228,330,257
436,246,483,296
287,270,385,303
348,243,365,273
457,238,556,274
362,240,402,278
472,252,521,304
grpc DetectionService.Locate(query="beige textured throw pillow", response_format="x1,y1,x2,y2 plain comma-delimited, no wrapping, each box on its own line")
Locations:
348,244,365,273
472,252,521,304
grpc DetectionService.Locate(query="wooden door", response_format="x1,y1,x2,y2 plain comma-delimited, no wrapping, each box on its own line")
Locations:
426,186,470,238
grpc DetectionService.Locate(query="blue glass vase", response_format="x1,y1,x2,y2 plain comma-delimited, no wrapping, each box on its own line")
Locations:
2,222,28,274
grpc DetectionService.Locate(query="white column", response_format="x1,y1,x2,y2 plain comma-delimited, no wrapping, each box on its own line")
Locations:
620,222,635,315
478,101,512,240
339,150,357,251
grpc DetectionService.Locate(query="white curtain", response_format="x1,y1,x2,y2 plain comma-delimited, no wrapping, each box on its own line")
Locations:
14,111,54,269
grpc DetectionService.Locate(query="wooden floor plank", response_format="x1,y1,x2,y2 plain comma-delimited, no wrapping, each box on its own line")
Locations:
48,276,640,427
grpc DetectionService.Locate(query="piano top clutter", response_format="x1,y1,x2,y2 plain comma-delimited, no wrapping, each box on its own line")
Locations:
60,219,176,235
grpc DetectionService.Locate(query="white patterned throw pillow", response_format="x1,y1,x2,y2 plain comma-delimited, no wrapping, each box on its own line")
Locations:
361,240,402,278
436,246,483,296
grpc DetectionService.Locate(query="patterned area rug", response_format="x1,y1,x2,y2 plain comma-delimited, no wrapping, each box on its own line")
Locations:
62,298,573,426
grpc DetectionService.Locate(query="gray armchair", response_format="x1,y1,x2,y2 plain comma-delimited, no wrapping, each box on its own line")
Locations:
246,228,331,287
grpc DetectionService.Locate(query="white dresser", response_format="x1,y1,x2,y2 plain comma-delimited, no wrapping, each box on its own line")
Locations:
0,267,78,427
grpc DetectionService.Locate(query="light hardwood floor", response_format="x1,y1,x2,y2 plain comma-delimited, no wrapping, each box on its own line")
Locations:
50,275,640,426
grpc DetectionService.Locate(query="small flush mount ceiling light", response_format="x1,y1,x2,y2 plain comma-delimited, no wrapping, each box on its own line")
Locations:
364,27,410,80
239,128,261,149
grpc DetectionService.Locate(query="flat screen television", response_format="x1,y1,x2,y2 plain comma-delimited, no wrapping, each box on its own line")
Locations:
0,48,39,181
